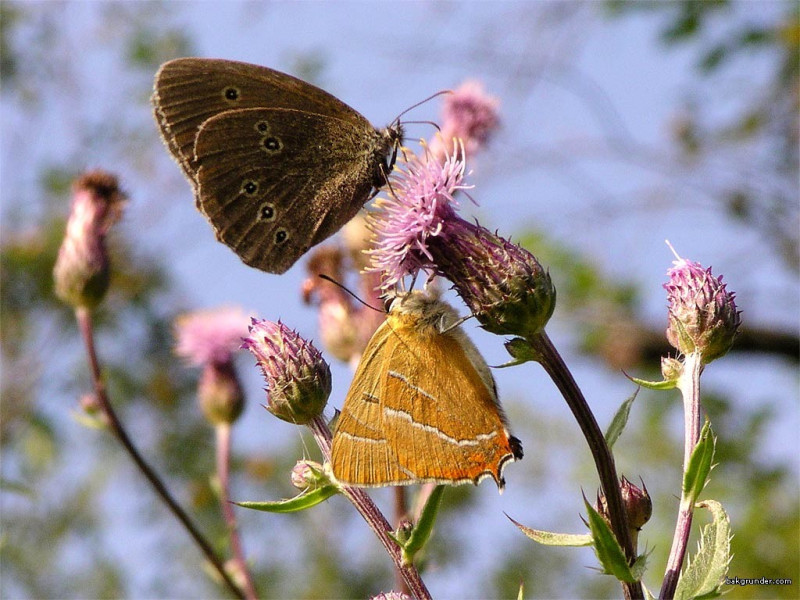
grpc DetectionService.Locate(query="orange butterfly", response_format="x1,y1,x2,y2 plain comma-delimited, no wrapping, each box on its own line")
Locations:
331,290,522,490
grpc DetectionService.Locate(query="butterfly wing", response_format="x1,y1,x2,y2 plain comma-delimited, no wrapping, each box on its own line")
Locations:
192,107,382,273
332,316,518,487
332,320,410,485
153,58,364,182
380,324,518,487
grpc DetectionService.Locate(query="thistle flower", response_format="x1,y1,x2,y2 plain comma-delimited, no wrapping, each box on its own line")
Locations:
175,307,251,425
368,145,554,338
175,307,251,367
53,170,126,309
429,80,500,162
242,319,331,425
663,249,741,364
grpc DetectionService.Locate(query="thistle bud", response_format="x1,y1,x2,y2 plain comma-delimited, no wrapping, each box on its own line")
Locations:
53,170,126,309
242,319,331,425
663,253,741,364
197,360,244,425
596,476,652,550
290,460,328,490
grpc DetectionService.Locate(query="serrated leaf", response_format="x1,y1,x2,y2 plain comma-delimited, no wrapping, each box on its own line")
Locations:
507,514,593,546
235,485,338,513
625,374,677,390
583,499,637,583
675,500,731,600
683,421,715,503
402,485,445,564
605,389,639,449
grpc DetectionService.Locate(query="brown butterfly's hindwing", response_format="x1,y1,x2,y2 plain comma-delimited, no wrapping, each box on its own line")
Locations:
192,107,385,274
152,57,403,274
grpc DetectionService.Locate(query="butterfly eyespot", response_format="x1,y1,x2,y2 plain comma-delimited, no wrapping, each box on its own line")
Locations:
241,180,259,196
261,136,283,153
223,86,241,102
274,229,289,245
258,202,275,222
254,120,270,134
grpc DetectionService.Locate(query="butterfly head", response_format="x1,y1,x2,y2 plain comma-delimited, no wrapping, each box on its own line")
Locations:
383,288,460,335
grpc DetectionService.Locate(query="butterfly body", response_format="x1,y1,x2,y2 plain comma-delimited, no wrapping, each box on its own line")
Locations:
153,58,402,273
331,291,522,489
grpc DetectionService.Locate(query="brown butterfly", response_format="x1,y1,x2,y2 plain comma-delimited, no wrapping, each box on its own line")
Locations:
331,290,522,490
152,58,403,274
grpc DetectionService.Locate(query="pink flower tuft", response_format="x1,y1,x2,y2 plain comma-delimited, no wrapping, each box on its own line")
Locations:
367,144,472,288
174,307,251,366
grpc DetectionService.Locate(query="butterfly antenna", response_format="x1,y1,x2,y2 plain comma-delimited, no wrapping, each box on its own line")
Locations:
402,119,442,134
318,274,384,313
391,90,453,124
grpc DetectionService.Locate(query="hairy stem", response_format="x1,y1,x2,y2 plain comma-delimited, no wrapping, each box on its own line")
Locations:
660,352,703,599
308,416,431,600
216,424,259,600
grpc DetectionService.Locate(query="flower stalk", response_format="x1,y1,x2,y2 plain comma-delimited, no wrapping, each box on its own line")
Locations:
659,352,703,600
75,307,246,599
526,331,643,600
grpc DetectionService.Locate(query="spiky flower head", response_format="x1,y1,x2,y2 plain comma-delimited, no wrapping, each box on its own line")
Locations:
242,319,331,425
663,247,741,364
368,145,554,337
53,170,126,309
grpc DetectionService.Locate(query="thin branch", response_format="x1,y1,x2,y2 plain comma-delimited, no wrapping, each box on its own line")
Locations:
75,306,245,600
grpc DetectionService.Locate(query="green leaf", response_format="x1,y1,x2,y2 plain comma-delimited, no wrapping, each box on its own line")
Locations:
583,499,637,583
605,389,639,449
675,500,731,600
507,514,592,546
401,485,445,565
235,486,339,513
625,373,677,390
498,337,540,367
683,421,715,504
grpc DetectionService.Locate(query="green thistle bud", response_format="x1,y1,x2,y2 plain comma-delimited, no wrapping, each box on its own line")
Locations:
242,319,331,425
664,254,741,364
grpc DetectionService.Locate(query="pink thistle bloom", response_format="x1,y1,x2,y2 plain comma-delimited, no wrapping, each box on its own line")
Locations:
368,144,554,337
242,319,331,425
429,79,500,162
664,248,741,363
367,143,472,288
174,307,251,367
53,170,126,309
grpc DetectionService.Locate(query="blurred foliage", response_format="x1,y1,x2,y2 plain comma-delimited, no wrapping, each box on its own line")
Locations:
606,0,799,272
1,2,797,599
